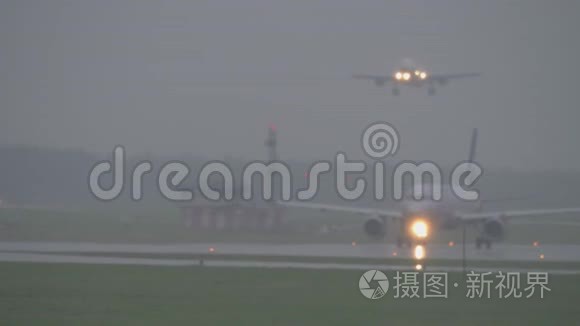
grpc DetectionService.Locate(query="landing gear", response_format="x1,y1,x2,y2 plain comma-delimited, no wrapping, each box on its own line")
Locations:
392,87,400,96
428,86,436,96
475,236,492,250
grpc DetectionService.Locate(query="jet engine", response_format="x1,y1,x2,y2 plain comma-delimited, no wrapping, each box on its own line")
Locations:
364,217,386,238
483,217,504,239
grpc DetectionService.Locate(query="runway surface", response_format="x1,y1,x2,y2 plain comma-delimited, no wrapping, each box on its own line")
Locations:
0,252,579,275
0,241,578,262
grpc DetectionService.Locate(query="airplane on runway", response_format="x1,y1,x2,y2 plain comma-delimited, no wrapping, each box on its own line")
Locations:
353,62,481,95
279,129,580,249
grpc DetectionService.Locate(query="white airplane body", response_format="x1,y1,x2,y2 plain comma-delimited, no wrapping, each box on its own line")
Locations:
280,129,580,249
353,64,480,95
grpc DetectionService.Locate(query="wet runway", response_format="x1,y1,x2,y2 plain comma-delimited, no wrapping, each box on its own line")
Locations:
0,241,578,262
0,252,579,275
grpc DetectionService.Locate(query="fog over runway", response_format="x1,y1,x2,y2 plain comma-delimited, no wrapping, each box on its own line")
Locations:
0,241,578,262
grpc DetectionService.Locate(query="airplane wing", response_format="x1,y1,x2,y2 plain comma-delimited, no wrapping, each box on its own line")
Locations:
280,198,580,223
352,74,392,84
279,201,403,218
509,220,580,228
459,207,580,221
429,72,481,83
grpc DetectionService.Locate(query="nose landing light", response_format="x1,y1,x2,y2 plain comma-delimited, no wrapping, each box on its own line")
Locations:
409,219,430,239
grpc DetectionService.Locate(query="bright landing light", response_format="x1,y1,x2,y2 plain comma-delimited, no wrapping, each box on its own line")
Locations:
410,220,429,239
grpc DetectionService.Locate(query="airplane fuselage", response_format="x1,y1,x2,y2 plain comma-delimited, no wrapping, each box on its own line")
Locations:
392,68,431,86
399,185,481,231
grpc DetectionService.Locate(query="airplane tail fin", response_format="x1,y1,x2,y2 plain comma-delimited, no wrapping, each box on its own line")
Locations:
468,128,478,163
467,128,537,209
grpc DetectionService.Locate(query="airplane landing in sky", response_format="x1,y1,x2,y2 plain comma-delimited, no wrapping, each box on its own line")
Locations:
353,64,481,95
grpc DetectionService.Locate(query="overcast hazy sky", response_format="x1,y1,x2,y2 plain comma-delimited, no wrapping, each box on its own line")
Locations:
1,0,579,171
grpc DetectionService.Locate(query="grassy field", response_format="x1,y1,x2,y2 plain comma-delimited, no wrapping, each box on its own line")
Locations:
0,263,579,325
1,207,580,245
